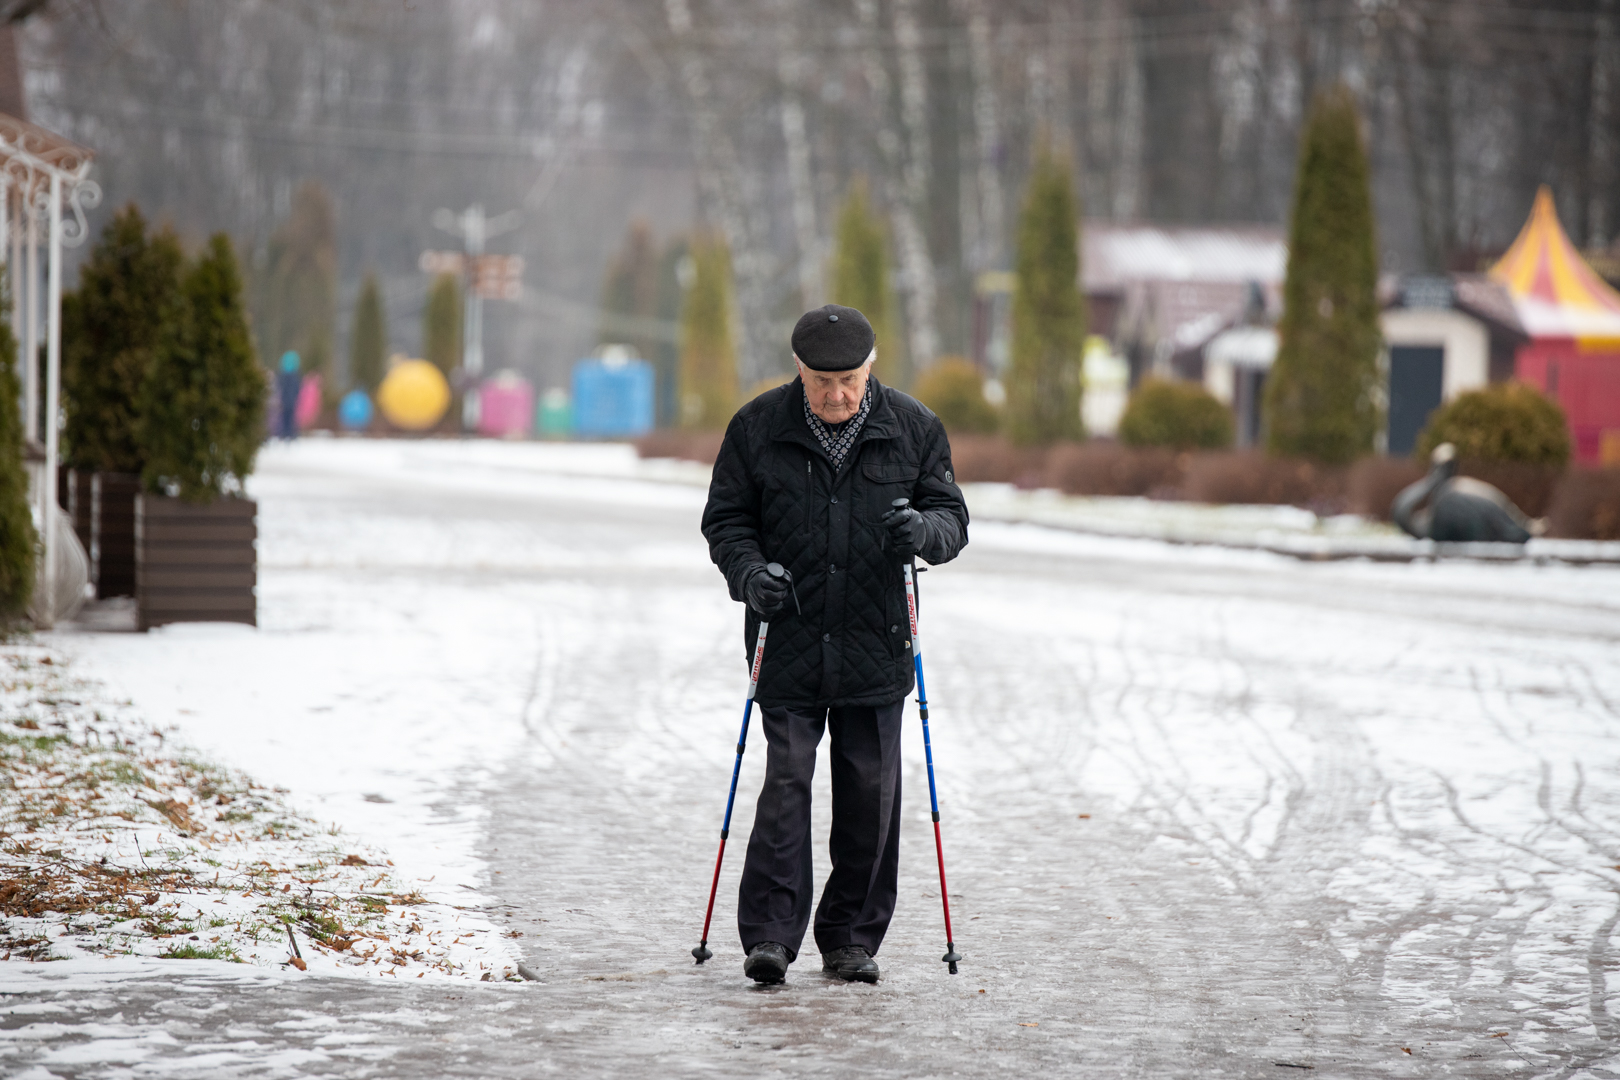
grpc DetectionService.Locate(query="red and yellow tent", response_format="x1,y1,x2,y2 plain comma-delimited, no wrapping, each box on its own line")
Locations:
1490,185,1620,463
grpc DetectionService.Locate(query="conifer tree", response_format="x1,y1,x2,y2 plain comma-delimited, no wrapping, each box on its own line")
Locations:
62,204,183,473
0,313,34,621
831,178,899,384
422,272,462,376
1264,85,1380,464
678,233,737,430
348,271,386,393
600,219,661,360
1006,142,1085,445
139,235,268,502
257,182,337,394
652,237,688,427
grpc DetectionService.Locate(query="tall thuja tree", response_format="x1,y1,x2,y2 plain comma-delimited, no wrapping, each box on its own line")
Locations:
348,271,387,393
1264,85,1380,464
139,235,268,502
62,204,183,474
1006,142,1085,445
600,219,661,358
0,312,34,621
831,178,899,384
678,233,737,430
258,181,336,392
652,236,687,427
422,272,462,376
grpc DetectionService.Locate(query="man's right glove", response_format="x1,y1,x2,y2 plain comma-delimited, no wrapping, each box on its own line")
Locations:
743,565,791,618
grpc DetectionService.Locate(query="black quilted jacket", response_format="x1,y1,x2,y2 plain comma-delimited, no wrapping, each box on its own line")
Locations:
701,376,969,708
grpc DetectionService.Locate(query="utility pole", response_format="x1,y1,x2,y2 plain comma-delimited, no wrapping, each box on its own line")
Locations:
430,203,522,430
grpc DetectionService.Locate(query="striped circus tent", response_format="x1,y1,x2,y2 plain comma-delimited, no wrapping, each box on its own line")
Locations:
1490,186,1620,463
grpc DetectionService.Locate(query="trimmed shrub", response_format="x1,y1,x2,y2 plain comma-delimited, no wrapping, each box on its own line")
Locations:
1119,379,1234,450
1006,141,1085,445
1043,441,1182,497
0,314,34,621
913,356,998,434
1346,456,1425,519
62,204,184,473
1547,467,1620,539
1415,382,1571,466
944,434,1044,485
422,272,462,377
678,233,738,430
138,234,268,502
633,429,724,465
348,271,386,393
1182,451,1344,508
1264,85,1380,464
831,178,900,384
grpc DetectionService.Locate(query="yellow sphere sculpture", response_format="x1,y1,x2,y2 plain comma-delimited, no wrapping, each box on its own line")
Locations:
377,359,451,431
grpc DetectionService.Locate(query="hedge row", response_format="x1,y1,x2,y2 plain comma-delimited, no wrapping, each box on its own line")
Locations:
634,430,1620,540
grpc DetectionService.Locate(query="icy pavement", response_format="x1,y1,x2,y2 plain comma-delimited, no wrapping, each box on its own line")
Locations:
3,437,1619,1078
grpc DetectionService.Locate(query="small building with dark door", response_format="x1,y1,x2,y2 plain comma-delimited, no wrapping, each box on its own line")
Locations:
1380,275,1525,455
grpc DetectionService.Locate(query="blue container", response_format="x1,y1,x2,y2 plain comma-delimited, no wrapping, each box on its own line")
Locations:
572,357,654,438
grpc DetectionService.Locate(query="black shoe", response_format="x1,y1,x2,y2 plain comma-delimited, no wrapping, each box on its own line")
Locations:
821,945,880,983
743,941,789,984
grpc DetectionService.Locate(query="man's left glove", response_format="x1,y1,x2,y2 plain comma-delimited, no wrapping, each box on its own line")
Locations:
881,504,928,559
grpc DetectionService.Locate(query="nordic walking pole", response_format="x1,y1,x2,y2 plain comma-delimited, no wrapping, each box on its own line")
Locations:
893,498,962,975
693,562,796,964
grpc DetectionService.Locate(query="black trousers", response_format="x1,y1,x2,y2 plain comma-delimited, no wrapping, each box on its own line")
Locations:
737,699,904,961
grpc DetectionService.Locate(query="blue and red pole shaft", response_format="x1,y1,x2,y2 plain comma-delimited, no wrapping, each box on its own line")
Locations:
694,562,792,965
897,499,962,975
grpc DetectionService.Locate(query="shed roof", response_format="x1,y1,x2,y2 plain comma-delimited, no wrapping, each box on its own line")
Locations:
1082,222,1287,293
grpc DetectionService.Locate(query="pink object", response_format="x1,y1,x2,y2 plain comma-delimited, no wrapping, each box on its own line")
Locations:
478,372,535,437
296,374,323,429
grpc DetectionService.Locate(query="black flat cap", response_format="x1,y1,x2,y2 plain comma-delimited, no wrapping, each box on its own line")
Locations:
791,304,875,371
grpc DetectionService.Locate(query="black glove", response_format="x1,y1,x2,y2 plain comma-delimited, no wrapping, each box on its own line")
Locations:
743,566,790,618
881,504,928,559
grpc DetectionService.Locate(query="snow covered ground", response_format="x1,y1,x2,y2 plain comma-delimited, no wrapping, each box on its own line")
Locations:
3,437,1619,1078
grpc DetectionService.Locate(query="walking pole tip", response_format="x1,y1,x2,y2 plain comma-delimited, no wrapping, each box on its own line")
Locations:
692,943,712,964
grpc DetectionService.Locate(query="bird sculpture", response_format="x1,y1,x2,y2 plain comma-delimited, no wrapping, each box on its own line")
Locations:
1391,443,1539,543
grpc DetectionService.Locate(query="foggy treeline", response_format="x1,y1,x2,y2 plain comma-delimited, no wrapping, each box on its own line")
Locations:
17,0,1609,391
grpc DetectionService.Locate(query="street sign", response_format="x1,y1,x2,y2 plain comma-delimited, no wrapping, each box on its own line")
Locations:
417,251,522,300
472,254,524,300
419,250,466,275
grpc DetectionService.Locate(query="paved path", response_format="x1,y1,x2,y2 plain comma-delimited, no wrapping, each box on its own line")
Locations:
5,442,1620,1078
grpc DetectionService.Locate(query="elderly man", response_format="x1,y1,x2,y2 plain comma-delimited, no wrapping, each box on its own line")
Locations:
700,304,969,985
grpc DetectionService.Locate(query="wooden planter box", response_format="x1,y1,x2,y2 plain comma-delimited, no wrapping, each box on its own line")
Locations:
91,472,140,599
135,494,257,631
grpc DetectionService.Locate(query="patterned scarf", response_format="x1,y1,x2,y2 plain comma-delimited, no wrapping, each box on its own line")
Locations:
802,378,874,470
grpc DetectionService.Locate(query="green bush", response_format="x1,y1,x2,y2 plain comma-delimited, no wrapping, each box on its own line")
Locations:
1415,382,1571,466
1119,379,1235,450
62,204,184,473
1264,85,1381,465
0,313,34,621
138,234,268,502
913,356,999,434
